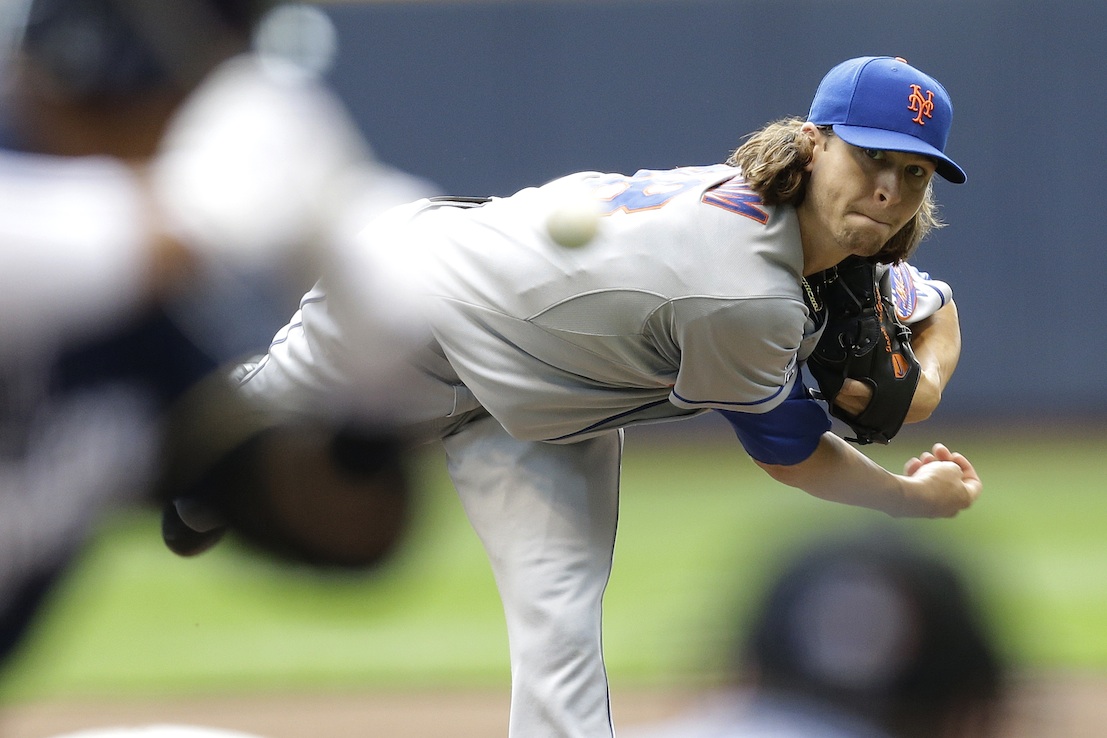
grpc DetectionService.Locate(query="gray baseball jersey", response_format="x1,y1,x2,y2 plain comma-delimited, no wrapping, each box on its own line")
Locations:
244,164,813,441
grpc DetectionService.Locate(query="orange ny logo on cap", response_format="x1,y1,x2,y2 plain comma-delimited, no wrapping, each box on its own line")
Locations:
907,84,935,125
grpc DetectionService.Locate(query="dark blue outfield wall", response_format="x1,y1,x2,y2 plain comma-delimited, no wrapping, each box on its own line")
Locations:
320,0,1106,424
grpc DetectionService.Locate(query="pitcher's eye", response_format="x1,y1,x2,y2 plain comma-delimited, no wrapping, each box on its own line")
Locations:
863,149,885,161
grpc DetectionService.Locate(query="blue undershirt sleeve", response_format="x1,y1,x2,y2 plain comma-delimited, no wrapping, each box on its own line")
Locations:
716,378,831,465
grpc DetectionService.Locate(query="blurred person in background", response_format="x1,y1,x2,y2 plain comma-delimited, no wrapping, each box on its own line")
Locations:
0,0,428,670
625,527,1006,738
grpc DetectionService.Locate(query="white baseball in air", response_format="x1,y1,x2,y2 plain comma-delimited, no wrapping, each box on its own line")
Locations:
545,193,601,249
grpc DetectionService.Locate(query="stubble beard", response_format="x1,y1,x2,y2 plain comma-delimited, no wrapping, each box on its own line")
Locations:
834,223,888,260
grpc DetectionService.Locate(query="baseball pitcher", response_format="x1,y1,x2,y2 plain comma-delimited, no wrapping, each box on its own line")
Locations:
202,57,979,738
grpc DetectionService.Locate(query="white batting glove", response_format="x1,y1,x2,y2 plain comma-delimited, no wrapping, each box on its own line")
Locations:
152,53,372,274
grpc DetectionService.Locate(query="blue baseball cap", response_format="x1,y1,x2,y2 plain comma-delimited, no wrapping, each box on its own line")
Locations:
808,56,966,184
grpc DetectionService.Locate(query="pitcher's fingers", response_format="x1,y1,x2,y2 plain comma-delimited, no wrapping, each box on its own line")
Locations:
949,450,981,483
964,475,983,501
930,443,953,461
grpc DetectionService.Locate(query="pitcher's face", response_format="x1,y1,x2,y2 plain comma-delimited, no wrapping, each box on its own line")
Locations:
799,124,935,267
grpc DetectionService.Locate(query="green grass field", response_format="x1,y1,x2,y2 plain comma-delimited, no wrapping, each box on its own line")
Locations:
2,422,1106,704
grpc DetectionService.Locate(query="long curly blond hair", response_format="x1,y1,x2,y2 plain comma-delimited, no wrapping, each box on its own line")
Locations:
726,117,943,263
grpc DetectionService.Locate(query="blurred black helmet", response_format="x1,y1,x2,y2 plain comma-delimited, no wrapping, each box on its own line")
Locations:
741,528,1005,738
21,0,272,100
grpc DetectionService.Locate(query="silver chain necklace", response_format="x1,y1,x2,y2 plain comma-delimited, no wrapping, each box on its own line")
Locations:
800,277,821,312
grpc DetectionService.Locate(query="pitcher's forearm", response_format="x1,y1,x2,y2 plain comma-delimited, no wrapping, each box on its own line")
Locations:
755,433,909,515
755,432,980,519
905,300,961,423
